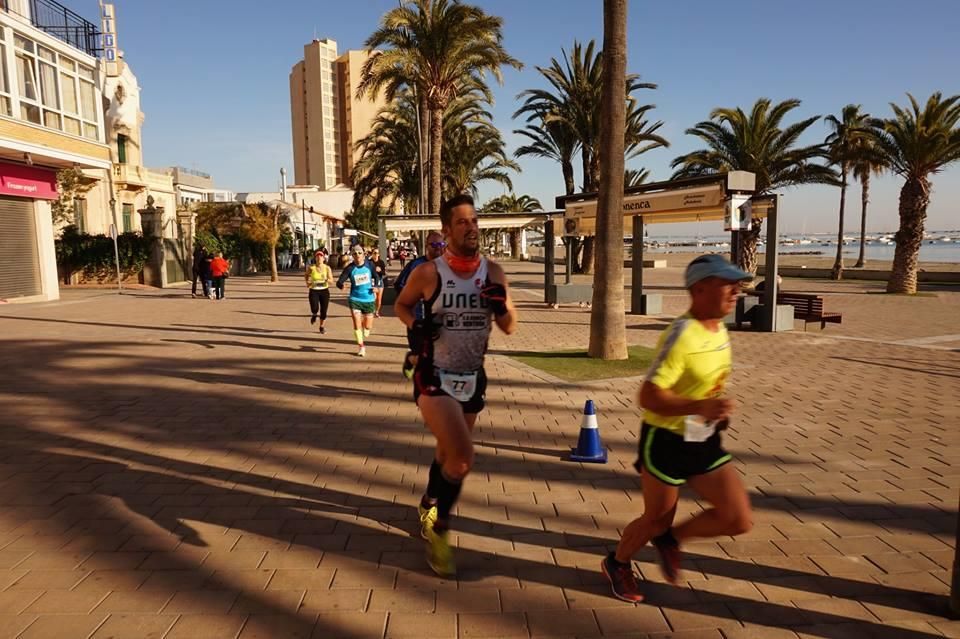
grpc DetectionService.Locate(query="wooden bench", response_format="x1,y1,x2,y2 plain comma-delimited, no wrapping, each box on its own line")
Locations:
746,290,842,330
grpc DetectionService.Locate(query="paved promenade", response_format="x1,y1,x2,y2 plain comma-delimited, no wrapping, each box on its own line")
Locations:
0,261,956,639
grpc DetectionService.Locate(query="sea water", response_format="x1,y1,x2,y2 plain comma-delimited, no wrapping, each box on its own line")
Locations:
642,235,960,263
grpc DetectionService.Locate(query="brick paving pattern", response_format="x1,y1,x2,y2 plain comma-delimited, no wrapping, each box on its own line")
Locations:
0,260,956,638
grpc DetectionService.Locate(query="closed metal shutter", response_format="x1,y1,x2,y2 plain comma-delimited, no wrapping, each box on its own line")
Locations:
0,196,42,300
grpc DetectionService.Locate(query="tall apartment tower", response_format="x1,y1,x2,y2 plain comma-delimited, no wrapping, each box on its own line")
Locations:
290,39,384,189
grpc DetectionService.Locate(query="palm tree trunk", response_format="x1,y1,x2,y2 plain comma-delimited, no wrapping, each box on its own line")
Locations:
580,148,591,193
269,209,280,282
510,231,521,259
419,91,430,214
581,236,595,274
269,242,279,282
831,169,847,280
737,221,762,276
589,150,601,191
562,160,575,196
429,106,443,216
854,173,869,268
887,177,930,294
588,0,628,360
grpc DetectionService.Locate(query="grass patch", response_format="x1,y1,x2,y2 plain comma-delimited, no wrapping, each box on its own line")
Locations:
511,345,656,382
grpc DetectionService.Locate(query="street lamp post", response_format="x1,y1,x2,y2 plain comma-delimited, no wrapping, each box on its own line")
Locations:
302,201,307,260
109,197,122,294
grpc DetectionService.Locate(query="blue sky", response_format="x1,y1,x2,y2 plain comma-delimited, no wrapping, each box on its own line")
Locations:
102,0,958,235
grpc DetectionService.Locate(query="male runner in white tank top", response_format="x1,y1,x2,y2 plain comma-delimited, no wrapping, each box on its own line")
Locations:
395,194,517,577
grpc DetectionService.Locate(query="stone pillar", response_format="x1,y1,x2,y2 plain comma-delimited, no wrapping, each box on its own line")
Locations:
138,196,165,287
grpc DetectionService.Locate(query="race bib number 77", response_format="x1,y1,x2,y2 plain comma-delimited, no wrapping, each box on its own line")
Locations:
438,370,478,401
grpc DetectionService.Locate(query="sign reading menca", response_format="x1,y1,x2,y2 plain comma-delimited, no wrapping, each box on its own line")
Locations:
567,185,726,221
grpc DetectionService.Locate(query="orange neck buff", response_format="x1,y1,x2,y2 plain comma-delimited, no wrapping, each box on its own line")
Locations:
444,249,481,275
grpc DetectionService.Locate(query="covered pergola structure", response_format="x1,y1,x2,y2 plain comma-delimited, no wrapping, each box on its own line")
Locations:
556,171,787,332
377,211,550,258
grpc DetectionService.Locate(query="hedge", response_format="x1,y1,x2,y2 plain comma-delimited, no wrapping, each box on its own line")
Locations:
56,226,153,282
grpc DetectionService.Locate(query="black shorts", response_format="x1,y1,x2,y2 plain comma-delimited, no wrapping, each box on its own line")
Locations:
635,422,731,486
413,365,487,414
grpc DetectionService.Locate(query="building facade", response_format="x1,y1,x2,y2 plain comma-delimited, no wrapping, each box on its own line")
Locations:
0,0,112,302
289,39,384,190
235,185,350,253
160,166,234,206
78,57,178,240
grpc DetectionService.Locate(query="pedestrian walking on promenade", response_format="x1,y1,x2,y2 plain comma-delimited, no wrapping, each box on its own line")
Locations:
191,245,210,298
210,252,230,300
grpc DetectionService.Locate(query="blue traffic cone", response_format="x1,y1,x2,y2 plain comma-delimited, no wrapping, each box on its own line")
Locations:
569,399,607,463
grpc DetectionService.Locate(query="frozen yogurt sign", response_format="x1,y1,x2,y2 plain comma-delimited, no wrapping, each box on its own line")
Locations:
0,163,58,200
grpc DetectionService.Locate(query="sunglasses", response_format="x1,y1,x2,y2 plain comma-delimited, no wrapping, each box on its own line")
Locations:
429,241,447,249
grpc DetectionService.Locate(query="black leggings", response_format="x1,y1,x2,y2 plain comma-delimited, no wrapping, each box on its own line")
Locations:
309,288,330,320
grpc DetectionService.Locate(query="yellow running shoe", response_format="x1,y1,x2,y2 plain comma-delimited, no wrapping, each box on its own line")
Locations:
424,526,455,578
418,503,438,540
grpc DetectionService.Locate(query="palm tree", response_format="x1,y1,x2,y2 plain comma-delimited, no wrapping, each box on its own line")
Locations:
851,144,886,268
513,112,579,196
672,98,837,275
360,0,521,217
351,91,423,215
825,105,871,280
871,92,960,294
484,194,543,212
352,85,512,214
588,0,629,361
442,124,518,198
515,40,666,274
515,41,666,192
624,167,650,187
483,194,543,258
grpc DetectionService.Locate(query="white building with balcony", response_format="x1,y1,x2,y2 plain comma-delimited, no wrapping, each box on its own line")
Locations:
0,0,112,302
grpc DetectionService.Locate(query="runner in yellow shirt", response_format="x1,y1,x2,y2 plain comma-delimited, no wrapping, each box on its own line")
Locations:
602,254,755,603
304,250,333,334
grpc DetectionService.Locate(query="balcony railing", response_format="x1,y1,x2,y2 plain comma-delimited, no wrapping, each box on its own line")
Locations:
116,165,173,192
173,166,211,180
1,0,101,57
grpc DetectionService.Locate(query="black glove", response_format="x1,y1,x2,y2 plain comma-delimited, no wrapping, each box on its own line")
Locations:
412,316,442,340
410,315,442,352
480,282,509,316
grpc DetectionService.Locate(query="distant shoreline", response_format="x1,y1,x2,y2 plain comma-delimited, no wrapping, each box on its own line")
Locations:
761,254,960,273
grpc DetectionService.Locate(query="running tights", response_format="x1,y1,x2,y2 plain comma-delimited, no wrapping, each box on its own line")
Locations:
309,288,330,320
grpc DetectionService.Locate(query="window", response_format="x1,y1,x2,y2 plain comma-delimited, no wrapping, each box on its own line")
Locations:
14,50,40,123
10,33,100,139
0,44,10,116
121,203,133,232
117,134,127,164
73,199,86,233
